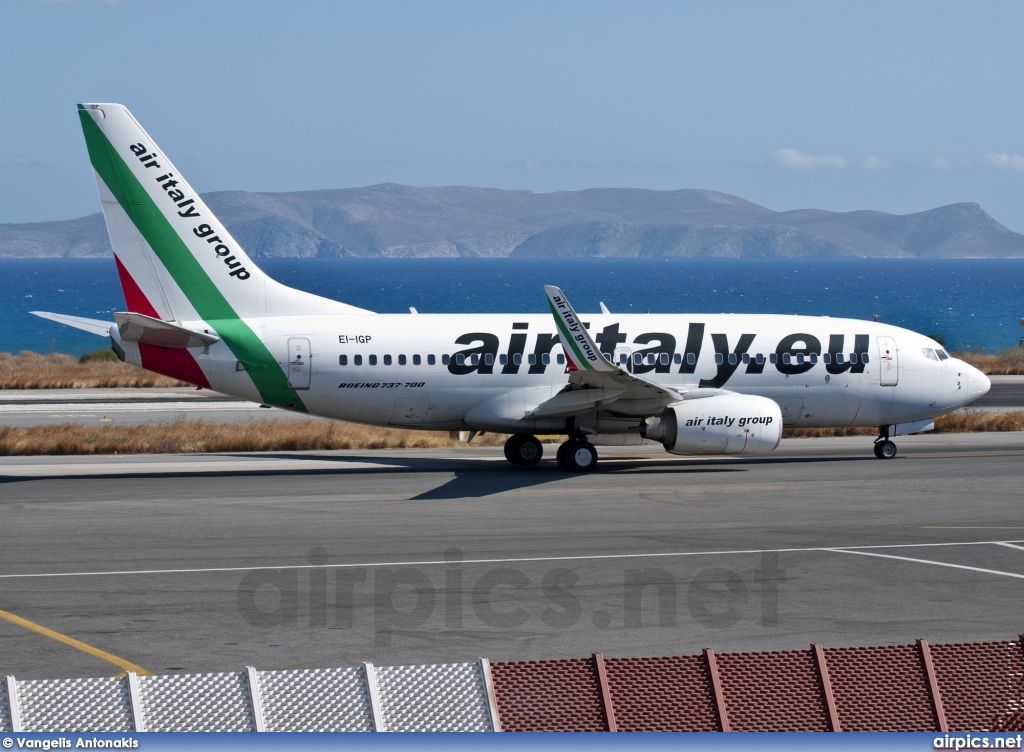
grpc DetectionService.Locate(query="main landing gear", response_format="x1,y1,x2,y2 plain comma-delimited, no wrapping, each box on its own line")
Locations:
503,433,598,472
504,433,543,465
873,427,897,459
556,436,598,473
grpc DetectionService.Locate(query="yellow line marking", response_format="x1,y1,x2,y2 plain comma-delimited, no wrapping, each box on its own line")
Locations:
0,606,151,675
920,526,1024,530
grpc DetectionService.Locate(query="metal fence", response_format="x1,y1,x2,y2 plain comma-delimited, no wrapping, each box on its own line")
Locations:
1,660,501,733
3,636,1022,732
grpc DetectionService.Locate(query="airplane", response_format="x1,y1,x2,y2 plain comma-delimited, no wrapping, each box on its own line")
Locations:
32,103,992,472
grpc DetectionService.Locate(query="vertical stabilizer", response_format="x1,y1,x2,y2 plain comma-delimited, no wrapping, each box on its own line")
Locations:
77,103,371,322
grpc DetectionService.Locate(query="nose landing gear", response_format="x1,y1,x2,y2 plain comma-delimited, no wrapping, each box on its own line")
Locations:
873,426,897,459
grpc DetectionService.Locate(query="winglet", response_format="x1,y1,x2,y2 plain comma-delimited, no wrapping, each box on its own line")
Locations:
544,285,617,373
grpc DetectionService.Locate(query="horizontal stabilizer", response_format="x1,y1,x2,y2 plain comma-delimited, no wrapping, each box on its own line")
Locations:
114,312,220,348
30,311,113,337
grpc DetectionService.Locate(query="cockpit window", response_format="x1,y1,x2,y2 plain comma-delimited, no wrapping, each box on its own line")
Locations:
923,348,939,361
937,349,950,361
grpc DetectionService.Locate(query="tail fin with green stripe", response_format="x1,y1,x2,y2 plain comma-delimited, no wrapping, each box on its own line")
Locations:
77,103,371,323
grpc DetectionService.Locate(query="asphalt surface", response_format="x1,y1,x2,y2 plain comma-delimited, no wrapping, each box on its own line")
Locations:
2,432,1023,680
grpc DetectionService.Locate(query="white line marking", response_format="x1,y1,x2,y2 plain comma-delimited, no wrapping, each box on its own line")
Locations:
826,548,1024,581
994,542,1024,552
2,539,1023,581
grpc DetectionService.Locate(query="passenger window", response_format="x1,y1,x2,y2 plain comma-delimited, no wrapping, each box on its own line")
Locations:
783,354,792,365
633,353,642,365
728,353,737,366
528,354,537,365
795,354,805,365
715,353,724,365
823,353,832,364
441,354,449,366
556,354,565,365
620,354,628,365
835,353,845,364
353,354,362,366
687,353,696,366
647,354,656,365
513,353,522,366
756,353,764,365
398,354,406,366
485,353,494,366
674,353,682,365
499,354,507,365
742,353,750,365
660,353,669,366
809,353,818,364
339,354,348,366
861,353,870,364
383,354,392,366
542,353,550,365
769,353,778,364
413,354,421,365
456,354,466,366
470,354,479,366
368,354,378,366
849,353,858,364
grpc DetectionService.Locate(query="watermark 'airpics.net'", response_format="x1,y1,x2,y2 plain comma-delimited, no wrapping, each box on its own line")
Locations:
236,548,786,644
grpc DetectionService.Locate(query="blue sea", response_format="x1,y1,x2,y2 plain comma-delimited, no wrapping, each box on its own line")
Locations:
2,258,1022,355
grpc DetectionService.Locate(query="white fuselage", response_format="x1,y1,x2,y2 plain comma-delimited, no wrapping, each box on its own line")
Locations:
118,312,990,433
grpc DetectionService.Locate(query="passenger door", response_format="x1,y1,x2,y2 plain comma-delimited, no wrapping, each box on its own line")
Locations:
877,336,898,386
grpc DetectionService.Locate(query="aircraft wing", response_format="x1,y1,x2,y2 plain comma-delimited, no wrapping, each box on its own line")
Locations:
530,286,686,418
30,311,114,337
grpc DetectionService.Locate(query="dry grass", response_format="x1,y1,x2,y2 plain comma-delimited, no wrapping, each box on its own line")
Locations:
0,419,506,457
0,351,185,389
956,348,1024,375
784,409,1024,438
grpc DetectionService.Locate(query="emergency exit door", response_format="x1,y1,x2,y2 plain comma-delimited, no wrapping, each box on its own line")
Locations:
287,338,311,389
877,336,898,386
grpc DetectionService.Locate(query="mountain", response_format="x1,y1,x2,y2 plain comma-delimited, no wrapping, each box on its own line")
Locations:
2,185,1022,258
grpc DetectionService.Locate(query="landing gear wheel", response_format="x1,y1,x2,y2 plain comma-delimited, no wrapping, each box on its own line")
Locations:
504,434,543,466
873,440,897,459
557,439,598,473
556,441,570,469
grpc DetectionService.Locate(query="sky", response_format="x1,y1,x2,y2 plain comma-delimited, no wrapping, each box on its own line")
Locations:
2,0,1024,231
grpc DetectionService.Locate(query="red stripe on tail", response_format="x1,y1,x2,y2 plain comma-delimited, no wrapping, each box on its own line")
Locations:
114,254,162,318
113,254,212,388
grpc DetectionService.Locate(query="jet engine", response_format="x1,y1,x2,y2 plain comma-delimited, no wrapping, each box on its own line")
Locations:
644,394,783,455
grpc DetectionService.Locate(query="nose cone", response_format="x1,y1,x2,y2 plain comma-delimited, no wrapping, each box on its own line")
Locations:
964,364,991,404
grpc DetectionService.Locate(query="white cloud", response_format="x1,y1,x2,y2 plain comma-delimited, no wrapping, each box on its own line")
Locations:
774,148,847,170
862,156,891,170
982,152,1024,171
930,157,952,171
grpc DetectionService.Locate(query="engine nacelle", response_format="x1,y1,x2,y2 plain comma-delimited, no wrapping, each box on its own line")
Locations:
645,394,783,456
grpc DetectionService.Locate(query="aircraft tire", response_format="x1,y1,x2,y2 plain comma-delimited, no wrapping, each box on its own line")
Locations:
559,439,598,473
556,441,570,470
504,435,523,464
874,440,897,459
506,434,543,466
